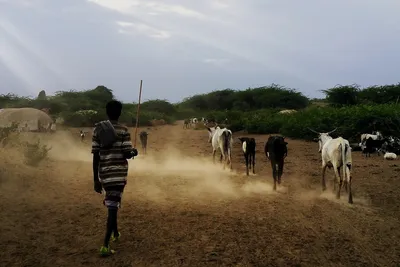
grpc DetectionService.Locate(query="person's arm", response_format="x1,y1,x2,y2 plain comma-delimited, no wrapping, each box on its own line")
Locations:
91,126,102,193
121,130,137,159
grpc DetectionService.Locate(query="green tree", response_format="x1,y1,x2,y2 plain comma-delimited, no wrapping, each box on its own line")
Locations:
37,90,47,100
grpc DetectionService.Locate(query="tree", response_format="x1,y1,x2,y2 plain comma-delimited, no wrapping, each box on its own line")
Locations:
322,84,360,107
37,90,47,100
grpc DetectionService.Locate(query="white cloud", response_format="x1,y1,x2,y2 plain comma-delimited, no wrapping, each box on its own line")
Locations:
203,58,230,67
116,21,170,39
87,0,206,19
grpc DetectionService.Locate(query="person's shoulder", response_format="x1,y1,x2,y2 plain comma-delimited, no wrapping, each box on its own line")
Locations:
112,122,129,132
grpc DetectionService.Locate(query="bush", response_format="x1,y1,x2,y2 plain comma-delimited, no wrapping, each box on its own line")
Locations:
0,122,19,147
24,140,52,166
242,104,400,142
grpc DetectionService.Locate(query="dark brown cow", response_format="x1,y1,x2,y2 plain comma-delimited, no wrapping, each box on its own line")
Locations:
238,137,256,176
265,136,288,190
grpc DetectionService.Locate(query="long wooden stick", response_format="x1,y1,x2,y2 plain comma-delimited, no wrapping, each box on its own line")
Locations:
133,80,143,147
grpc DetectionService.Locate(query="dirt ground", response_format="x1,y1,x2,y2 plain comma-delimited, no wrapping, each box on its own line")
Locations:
1,121,399,267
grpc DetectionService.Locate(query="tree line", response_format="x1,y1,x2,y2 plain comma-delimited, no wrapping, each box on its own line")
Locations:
1,82,400,141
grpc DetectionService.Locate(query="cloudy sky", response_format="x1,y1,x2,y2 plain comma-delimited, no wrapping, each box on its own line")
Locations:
1,0,399,103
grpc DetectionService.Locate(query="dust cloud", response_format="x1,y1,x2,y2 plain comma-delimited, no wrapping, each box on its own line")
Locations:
126,147,278,203
43,131,92,162
2,130,292,205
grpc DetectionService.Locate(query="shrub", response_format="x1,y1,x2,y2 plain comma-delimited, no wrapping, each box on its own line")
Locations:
242,104,400,142
0,122,19,147
24,140,52,166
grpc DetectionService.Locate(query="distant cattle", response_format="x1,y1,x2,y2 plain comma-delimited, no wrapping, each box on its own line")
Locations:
360,131,383,146
139,131,148,154
384,152,397,160
238,137,256,176
361,137,385,157
191,118,198,125
183,119,190,129
265,136,288,190
309,128,353,204
201,117,208,124
80,130,85,142
380,136,400,155
207,126,233,170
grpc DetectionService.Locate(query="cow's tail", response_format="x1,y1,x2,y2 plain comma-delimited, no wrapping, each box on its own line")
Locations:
340,138,348,190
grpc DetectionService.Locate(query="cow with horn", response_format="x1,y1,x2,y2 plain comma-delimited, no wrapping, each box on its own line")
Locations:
308,127,353,204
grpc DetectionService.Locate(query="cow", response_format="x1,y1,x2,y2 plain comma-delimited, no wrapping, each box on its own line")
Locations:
191,118,198,125
361,137,385,157
207,126,233,170
139,131,148,154
80,130,85,142
265,136,288,191
360,131,383,146
384,152,397,160
238,137,256,176
308,128,353,204
380,136,400,155
183,119,190,129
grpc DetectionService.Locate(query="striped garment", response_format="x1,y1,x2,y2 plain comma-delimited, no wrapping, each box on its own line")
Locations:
103,185,125,209
91,120,132,188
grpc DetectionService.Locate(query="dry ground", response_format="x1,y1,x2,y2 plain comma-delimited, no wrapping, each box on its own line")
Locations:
1,121,399,267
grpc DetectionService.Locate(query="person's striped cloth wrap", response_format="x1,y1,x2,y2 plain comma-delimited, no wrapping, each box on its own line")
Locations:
92,120,133,208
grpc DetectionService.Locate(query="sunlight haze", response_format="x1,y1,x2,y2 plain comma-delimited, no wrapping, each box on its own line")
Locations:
1,0,399,102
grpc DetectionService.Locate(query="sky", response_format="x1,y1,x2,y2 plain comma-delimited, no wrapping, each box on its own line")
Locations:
1,0,400,103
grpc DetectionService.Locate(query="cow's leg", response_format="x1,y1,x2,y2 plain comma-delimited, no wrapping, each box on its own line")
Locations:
321,164,328,191
277,160,284,184
348,175,353,204
248,154,251,170
229,152,233,170
245,154,249,176
333,165,341,197
252,153,255,174
343,179,348,193
271,161,277,191
212,149,216,164
336,167,342,199
220,151,226,169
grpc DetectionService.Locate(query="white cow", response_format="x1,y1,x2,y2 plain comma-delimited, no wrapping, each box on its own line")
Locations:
384,152,397,160
80,130,86,142
207,126,233,170
309,128,353,204
360,131,383,146
201,117,208,124
190,118,198,125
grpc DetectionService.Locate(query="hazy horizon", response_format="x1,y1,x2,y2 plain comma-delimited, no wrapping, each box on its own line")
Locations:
1,0,400,103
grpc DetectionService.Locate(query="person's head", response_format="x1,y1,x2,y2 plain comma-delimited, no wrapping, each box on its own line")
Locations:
106,100,123,121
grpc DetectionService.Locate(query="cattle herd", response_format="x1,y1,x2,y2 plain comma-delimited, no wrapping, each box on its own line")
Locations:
202,125,400,205
78,120,399,205
356,131,399,159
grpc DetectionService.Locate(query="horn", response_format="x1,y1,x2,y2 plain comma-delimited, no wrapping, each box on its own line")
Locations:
327,128,337,134
307,127,319,134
